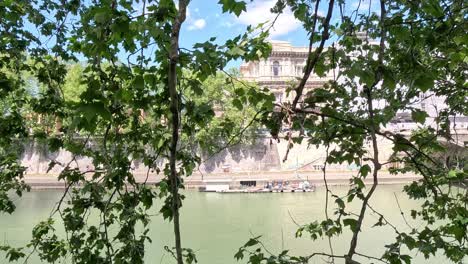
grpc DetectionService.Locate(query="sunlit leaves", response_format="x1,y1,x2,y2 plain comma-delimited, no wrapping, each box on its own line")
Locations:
238,0,467,263
218,0,246,17
2,0,468,263
1,0,276,263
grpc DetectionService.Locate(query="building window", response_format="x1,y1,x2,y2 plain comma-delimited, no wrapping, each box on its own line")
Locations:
313,165,324,171
296,66,303,76
273,61,280,76
240,181,256,187
419,93,427,111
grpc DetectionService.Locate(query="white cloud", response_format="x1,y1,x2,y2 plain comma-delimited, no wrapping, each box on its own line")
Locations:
221,21,236,28
235,0,300,38
188,18,206,31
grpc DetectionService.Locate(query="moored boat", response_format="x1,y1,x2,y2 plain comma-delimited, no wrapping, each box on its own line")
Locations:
217,188,314,193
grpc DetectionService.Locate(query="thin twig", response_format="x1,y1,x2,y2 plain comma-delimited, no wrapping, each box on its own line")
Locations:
393,192,414,230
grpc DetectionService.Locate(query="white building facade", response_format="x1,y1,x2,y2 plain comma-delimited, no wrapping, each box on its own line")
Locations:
240,40,333,103
240,41,466,135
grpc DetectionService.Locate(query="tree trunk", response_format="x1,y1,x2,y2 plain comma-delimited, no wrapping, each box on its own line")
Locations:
168,1,188,264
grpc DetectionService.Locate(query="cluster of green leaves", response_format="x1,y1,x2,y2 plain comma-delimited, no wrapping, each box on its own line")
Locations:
235,236,310,264
1,0,466,263
0,0,38,217
1,0,274,263
236,0,467,264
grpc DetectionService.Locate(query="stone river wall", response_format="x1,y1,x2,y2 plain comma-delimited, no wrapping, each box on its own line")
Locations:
18,136,399,176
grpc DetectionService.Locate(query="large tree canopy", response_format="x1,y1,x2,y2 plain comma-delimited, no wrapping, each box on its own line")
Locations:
0,0,466,264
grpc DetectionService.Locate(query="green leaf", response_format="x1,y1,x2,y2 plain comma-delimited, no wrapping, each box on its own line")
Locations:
78,102,111,121
232,98,243,110
244,237,260,247
134,75,144,89
218,0,246,16
335,198,345,209
421,2,443,17
47,161,57,173
353,177,365,189
343,218,358,232
359,165,371,177
400,254,411,264
1,246,26,261
414,76,434,92
227,46,245,57
234,249,244,260
94,12,108,24
411,109,428,124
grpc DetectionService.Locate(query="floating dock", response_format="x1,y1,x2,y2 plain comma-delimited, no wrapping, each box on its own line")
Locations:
200,179,315,193
215,188,314,193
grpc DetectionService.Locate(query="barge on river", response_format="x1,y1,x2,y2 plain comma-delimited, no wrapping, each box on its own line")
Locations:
217,188,314,193
200,179,315,193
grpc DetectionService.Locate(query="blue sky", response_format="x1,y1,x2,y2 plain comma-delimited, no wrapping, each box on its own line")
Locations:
177,0,312,69
28,0,375,69
176,0,375,69
179,0,311,48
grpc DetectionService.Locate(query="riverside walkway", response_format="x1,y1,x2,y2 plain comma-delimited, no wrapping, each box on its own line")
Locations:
23,170,421,189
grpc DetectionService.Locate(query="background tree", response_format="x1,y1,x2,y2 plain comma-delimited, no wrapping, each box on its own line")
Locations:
190,70,270,154
62,63,87,103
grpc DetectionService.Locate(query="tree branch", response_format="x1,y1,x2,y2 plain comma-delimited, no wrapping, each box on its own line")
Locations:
291,0,335,109
346,1,386,262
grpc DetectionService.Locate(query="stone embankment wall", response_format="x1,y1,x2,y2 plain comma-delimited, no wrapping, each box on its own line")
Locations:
20,138,284,176
19,136,399,176
19,137,427,189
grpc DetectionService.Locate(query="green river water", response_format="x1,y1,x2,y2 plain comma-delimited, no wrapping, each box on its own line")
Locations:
0,185,454,263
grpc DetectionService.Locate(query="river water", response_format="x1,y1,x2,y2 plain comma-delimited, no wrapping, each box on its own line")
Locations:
0,185,453,263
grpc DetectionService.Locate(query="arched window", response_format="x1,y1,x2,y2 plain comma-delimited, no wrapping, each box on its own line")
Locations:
272,61,280,76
